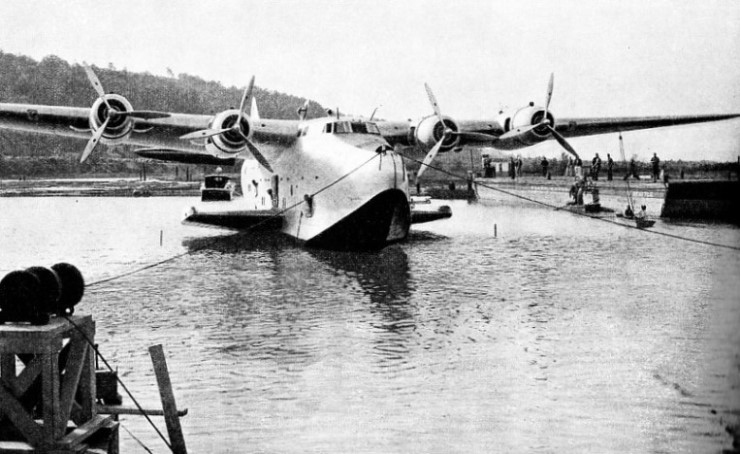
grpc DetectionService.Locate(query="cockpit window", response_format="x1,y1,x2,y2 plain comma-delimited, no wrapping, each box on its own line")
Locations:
365,122,380,135
334,121,351,134
323,123,333,133
351,122,368,134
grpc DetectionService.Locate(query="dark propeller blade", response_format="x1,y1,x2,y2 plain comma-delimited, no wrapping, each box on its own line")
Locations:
546,124,580,159
80,116,109,163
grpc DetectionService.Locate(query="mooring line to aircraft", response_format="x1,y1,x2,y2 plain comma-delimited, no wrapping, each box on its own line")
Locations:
401,153,740,252
85,153,383,289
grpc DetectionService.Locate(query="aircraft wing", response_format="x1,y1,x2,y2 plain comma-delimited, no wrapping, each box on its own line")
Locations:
379,113,739,154
0,102,299,161
552,114,740,138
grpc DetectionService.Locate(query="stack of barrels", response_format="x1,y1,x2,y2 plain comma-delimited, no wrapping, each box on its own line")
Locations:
0,263,84,325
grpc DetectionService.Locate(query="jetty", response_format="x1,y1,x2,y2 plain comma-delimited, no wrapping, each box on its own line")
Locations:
0,265,188,454
474,175,738,222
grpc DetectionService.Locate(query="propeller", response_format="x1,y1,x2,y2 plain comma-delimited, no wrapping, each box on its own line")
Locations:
416,84,497,180
179,76,273,172
538,73,580,160
543,72,554,123
297,100,310,121
416,84,459,180
80,64,171,163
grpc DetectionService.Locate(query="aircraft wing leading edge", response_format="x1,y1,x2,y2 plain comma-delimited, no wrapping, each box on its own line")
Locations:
553,114,740,138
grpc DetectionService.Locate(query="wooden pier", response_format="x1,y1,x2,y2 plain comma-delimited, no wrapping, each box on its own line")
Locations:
0,315,118,454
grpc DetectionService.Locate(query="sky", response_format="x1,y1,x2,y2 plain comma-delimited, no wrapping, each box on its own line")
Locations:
1,0,739,160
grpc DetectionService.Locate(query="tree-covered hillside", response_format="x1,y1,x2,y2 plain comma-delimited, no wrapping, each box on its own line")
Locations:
0,51,326,176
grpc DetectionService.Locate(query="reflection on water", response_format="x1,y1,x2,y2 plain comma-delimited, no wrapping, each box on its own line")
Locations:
1,196,739,453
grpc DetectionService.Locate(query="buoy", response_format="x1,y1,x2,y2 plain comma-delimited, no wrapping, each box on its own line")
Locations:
52,262,85,316
26,266,62,314
0,270,48,325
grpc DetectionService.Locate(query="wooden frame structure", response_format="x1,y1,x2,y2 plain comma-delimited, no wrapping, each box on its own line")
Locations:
0,315,118,453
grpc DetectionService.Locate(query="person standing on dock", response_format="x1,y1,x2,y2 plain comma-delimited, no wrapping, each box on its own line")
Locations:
574,156,583,178
606,154,614,181
515,155,523,179
624,157,640,180
635,204,647,219
592,153,602,180
650,152,660,182
509,156,516,179
660,164,670,187
541,156,549,178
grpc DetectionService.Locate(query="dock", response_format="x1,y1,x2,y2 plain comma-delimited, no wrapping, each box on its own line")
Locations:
473,176,738,222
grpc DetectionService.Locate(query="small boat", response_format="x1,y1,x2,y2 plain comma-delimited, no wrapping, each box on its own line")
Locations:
562,202,615,216
201,173,235,202
617,134,654,229
635,217,655,228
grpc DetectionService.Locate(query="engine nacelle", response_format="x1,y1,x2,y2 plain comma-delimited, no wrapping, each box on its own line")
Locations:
412,115,461,153
494,104,555,150
88,94,134,144
204,109,252,156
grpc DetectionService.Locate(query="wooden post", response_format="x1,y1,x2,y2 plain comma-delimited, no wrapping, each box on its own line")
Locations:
149,344,187,454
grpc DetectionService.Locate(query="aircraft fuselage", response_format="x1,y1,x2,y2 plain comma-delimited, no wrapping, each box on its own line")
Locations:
240,118,411,249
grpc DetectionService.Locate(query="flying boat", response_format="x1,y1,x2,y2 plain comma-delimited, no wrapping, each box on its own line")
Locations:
0,68,737,249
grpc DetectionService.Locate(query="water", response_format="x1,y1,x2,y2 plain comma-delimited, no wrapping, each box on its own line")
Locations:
1,196,739,453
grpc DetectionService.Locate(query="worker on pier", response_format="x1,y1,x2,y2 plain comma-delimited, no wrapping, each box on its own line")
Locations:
624,157,640,180
606,154,614,181
650,153,660,182
564,157,574,176
574,157,583,178
624,204,634,218
635,204,647,219
592,153,602,180
660,164,670,187
509,156,516,179
515,155,523,179
541,156,549,178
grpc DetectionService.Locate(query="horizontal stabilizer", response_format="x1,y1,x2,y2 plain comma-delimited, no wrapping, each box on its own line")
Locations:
135,148,236,166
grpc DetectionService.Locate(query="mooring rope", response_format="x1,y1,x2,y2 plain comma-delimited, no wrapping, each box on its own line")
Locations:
120,423,156,454
85,152,382,288
399,153,740,252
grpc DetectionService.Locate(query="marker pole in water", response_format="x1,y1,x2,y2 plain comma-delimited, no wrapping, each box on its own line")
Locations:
149,344,188,454
494,224,497,238
160,230,163,247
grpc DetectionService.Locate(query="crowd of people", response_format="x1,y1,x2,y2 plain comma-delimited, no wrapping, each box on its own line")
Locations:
482,152,671,186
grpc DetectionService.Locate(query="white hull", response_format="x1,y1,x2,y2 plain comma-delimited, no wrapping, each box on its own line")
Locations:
191,135,412,249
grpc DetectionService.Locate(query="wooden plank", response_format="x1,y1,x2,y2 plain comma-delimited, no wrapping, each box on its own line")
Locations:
1,353,16,378
77,321,96,421
41,353,62,441
0,441,35,453
8,355,43,396
149,344,188,454
58,414,114,448
59,335,88,427
0,335,60,355
0,383,46,447
97,404,188,417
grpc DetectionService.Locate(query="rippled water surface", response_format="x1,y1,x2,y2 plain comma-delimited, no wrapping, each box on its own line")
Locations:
1,196,739,453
